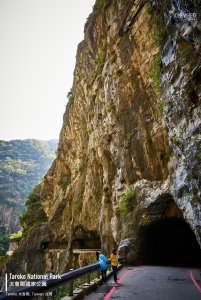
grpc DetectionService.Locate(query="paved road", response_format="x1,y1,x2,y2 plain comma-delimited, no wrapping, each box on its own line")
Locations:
84,266,201,300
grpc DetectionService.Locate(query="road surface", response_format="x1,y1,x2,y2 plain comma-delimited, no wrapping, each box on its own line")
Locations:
84,266,201,300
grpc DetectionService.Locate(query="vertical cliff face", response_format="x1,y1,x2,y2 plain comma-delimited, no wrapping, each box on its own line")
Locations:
7,0,201,274
159,0,201,241
42,0,170,265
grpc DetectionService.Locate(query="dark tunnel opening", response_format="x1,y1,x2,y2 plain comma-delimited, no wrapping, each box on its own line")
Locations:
138,218,201,267
72,238,101,249
40,242,49,250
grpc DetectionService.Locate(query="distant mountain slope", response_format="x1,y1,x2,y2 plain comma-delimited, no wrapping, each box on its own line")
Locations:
0,139,58,253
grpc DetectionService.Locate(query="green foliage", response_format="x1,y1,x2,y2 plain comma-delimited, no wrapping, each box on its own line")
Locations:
0,227,9,256
54,286,70,300
124,132,133,148
96,43,107,74
146,2,167,46
20,183,47,235
0,139,57,234
160,148,172,162
54,270,101,300
0,255,6,263
171,132,180,143
94,0,109,10
22,221,45,237
25,191,41,206
177,43,194,66
75,198,83,215
150,54,161,95
119,190,135,217
0,140,57,162
153,23,167,46
95,30,107,75
87,125,93,134
93,0,117,11
197,153,201,160
126,132,133,143
0,140,57,200
111,0,117,10
156,101,164,117
146,1,153,15
59,176,70,191
9,230,22,239
105,105,112,113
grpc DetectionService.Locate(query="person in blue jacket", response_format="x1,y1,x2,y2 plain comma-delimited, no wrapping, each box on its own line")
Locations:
99,253,108,283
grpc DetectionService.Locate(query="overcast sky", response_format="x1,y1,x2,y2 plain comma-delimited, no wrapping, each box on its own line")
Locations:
0,0,95,141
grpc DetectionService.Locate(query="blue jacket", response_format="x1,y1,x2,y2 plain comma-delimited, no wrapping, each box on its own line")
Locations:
99,254,108,270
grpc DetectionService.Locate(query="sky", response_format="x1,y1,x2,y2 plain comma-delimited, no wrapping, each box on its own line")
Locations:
0,0,95,141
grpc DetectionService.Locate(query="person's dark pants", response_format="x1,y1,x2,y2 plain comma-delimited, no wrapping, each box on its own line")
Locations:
112,266,117,282
101,269,107,283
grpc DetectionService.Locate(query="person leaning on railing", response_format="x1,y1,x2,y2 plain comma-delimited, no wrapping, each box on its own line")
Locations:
110,248,118,283
98,252,108,284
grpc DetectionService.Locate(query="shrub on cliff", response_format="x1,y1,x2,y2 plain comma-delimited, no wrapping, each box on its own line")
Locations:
150,54,161,95
9,230,22,240
119,190,135,217
0,227,9,256
20,183,47,236
94,0,109,10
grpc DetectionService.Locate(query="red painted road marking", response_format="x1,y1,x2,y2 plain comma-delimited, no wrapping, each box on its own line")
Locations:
103,268,143,300
104,267,201,300
189,268,201,293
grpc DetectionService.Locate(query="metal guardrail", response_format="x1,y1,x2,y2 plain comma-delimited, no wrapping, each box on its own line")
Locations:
0,257,125,299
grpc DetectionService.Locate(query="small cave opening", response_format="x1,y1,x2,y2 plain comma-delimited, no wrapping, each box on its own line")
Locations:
72,226,101,250
138,217,201,267
40,242,49,250
72,238,101,250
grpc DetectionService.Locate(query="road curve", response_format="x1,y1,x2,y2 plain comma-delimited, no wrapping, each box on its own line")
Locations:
84,266,201,300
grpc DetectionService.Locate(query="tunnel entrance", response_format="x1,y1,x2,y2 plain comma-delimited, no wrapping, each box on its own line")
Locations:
72,238,101,250
138,217,201,267
40,242,49,250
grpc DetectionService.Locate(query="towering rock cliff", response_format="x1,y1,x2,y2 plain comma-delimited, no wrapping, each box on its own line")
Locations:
5,0,201,275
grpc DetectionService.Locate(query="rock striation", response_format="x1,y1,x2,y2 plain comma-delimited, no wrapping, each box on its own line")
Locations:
5,0,201,275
